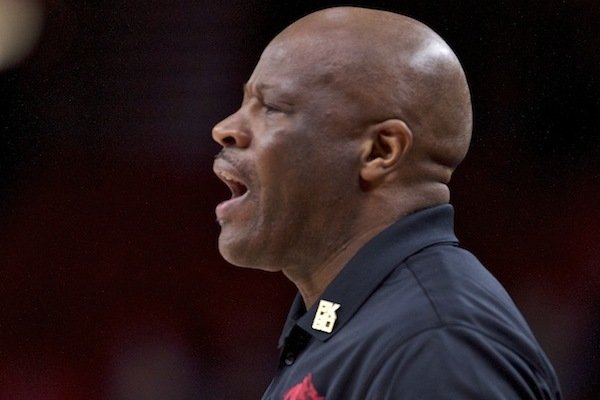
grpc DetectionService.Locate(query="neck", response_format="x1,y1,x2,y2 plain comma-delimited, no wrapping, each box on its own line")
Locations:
282,222,392,309
282,183,446,309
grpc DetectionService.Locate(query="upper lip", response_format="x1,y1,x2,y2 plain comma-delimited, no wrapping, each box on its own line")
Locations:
213,157,249,198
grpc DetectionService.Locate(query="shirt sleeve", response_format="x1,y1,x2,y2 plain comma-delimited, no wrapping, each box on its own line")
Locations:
368,325,561,400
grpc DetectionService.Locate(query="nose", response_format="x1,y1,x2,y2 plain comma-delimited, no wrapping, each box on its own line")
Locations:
212,111,251,148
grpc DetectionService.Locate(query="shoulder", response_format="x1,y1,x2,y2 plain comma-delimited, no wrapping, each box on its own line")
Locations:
402,244,534,347
366,324,561,399
360,243,521,335
354,243,561,398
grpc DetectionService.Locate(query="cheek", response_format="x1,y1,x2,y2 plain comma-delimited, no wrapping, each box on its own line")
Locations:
254,118,361,206
254,127,308,183
253,150,315,231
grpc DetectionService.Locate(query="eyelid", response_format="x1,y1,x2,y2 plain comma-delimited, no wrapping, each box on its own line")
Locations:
263,102,282,113
242,84,293,114
263,95,295,113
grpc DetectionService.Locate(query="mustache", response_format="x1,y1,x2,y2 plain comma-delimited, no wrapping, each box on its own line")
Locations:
214,149,228,161
214,149,238,166
214,150,251,178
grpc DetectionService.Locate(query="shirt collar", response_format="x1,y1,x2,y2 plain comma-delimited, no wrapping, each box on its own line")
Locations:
278,204,459,347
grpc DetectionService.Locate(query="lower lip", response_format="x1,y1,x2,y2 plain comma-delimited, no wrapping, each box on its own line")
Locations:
216,192,250,221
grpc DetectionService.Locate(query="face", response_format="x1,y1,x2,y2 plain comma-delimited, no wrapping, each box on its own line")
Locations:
212,34,367,272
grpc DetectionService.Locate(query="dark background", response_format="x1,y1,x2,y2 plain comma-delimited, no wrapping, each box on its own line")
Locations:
1,1,598,399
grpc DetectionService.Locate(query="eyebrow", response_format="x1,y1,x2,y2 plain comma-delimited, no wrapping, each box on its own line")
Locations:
243,82,296,106
243,82,275,95
242,82,251,97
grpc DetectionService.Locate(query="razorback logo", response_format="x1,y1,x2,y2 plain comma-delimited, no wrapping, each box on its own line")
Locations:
283,373,325,400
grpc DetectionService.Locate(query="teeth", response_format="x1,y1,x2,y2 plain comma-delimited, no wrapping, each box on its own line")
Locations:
220,170,236,181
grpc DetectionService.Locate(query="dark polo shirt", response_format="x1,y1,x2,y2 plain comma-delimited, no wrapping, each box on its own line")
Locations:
262,205,562,399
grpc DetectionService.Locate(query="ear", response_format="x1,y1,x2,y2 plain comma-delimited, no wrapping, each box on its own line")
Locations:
359,119,413,186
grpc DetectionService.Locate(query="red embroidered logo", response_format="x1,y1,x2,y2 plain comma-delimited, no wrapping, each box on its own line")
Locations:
284,373,325,400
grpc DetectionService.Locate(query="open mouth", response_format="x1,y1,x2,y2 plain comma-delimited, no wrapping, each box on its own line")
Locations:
213,158,251,221
217,169,249,199
226,176,248,198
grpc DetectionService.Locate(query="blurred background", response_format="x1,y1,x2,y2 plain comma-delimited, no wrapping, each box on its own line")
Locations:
0,0,598,399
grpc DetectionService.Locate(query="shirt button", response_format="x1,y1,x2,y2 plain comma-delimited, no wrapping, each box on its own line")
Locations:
284,352,295,366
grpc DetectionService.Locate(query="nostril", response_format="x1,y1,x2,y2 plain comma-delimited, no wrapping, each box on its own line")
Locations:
223,136,236,146
212,123,251,148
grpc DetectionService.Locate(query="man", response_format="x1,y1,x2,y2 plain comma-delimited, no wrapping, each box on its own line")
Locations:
212,6,562,399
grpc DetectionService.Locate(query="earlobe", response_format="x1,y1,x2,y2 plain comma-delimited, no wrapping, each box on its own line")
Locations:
359,119,413,186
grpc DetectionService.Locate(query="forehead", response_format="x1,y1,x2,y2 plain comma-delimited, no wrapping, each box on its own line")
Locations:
247,33,351,96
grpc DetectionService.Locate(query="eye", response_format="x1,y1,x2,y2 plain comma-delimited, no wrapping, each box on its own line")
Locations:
263,102,282,114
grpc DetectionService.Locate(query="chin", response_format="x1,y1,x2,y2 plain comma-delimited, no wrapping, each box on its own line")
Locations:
220,254,281,273
218,240,281,272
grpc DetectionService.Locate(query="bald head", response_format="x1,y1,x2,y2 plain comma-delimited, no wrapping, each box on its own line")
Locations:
270,7,472,189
